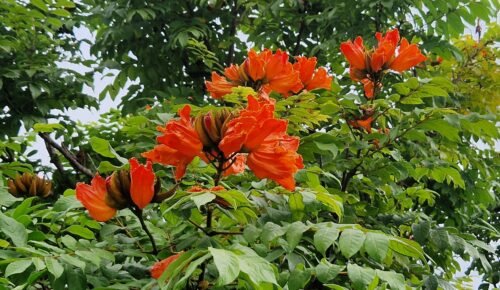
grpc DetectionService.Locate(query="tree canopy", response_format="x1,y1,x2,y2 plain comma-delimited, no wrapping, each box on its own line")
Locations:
0,0,499,289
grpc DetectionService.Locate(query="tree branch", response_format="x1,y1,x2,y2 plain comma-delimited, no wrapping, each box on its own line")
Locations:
43,138,70,184
38,133,93,178
226,0,240,66
293,2,307,56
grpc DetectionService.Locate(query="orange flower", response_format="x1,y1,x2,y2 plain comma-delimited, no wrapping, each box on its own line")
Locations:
348,116,374,133
389,38,427,72
205,72,235,99
143,97,303,189
142,105,203,180
219,96,303,190
341,29,426,99
293,56,332,91
129,158,155,209
246,136,304,190
340,36,366,70
76,175,117,222
77,158,158,221
205,49,303,99
151,253,183,279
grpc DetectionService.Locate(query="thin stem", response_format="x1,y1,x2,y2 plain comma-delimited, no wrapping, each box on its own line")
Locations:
132,208,158,255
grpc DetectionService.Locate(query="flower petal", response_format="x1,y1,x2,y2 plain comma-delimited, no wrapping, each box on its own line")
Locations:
143,105,203,180
76,175,116,222
129,158,155,209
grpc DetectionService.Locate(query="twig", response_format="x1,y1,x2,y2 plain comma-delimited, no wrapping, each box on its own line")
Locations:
132,208,158,255
38,133,93,177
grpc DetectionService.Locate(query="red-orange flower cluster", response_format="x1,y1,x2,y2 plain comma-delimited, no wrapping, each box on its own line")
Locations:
143,96,303,190
340,29,426,99
206,49,332,99
219,96,303,190
76,158,156,222
151,252,183,279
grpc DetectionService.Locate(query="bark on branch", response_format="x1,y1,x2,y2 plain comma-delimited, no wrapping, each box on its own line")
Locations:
39,133,93,178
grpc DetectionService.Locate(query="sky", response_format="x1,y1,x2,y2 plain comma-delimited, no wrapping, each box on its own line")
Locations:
27,23,498,289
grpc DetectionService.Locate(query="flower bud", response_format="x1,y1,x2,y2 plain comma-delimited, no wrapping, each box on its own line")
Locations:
7,173,52,198
194,109,234,149
105,169,162,209
105,170,131,209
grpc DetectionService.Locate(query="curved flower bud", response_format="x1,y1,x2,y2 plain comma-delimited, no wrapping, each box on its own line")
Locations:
105,170,131,209
8,173,52,199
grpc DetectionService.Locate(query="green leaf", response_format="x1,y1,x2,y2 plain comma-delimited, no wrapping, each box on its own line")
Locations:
419,119,459,142
75,250,101,266
364,232,389,262
325,284,349,290
393,83,410,95
51,9,71,17
314,141,338,157
60,254,86,269
89,137,128,164
430,228,449,250
209,248,240,286
289,192,305,220
5,260,33,277
412,221,431,244
314,223,339,256
66,225,95,240
33,123,64,133
285,221,309,252
347,263,377,290
190,192,216,210
316,259,345,283
376,270,405,289
53,195,81,212
261,222,286,244
97,161,122,173
287,265,311,290
173,253,211,290
0,212,28,247
389,237,424,259
316,192,343,219
45,257,64,279
237,253,277,285
31,0,48,12
339,229,365,258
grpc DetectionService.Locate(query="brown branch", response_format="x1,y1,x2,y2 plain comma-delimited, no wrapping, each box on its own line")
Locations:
292,2,307,56
38,133,93,177
226,0,240,66
43,139,65,174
